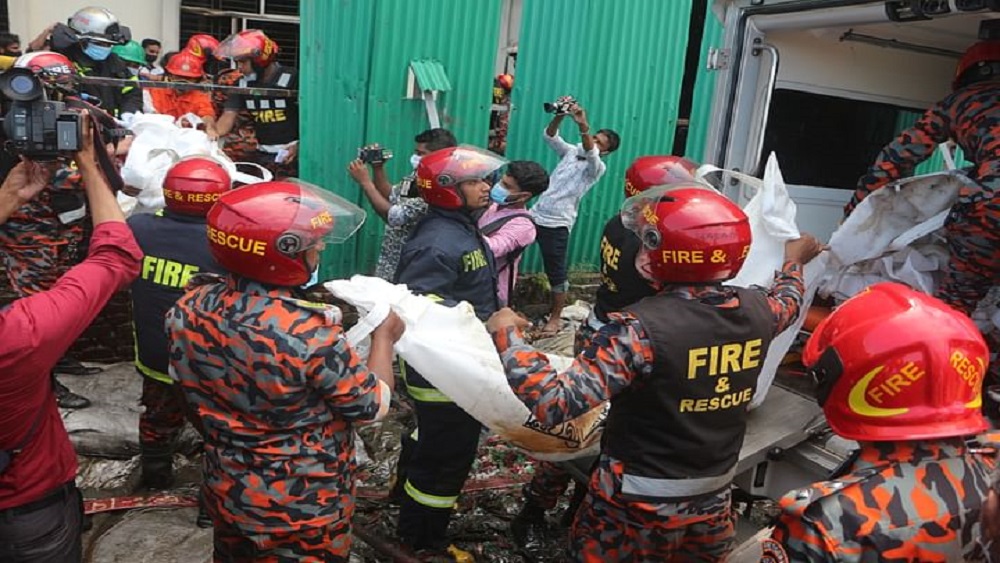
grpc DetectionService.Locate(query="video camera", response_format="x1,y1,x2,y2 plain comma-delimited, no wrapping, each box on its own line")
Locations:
357,144,393,165
543,95,576,116
0,68,128,161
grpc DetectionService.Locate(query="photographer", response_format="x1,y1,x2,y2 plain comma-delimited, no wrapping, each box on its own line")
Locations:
347,128,457,280
0,115,143,563
531,98,619,337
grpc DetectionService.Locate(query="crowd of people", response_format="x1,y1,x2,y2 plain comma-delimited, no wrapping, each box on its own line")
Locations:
2,4,1000,563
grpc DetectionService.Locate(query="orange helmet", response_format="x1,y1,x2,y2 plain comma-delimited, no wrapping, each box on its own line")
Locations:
206,180,365,286
165,51,204,79
804,283,988,442
162,157,232,217
624,155,699,198
496,73,514,90
415,146,507,210
954,40,1000,90
621,184,750,283
216,29,279,68
186,34,220,60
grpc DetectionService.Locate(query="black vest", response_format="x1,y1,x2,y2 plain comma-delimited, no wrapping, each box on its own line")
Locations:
593,215,658,322
396,208,499,321
127,212,224,379
239,64,298,145
604,287,775,480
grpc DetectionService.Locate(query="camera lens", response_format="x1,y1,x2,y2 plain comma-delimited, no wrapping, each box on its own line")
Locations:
9,75,36,96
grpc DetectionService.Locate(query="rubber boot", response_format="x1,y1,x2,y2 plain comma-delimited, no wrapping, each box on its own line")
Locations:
54,355,103,376
139,443,175,490
54,376,91,409
559,482,588,528
510,500,548,557
196,490,213,528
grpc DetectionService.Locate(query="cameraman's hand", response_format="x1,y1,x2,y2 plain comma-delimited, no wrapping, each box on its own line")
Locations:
571,103,589,129
347,159,373,186
3,159,51,204
74,113,100,173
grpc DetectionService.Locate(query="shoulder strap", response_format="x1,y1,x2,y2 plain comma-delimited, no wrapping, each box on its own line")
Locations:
480,212,533,237
5,397,46,459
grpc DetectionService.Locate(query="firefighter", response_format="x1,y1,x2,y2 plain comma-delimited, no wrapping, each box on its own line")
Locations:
127,157,231,490
185,33,224,76
47,6,141,118
214,30,299,178
510,155,701,554
166,180,403,561
763,282,994,562
393,146,505,561
147,51,220,138
487,184,824,561
847,39,1000,420
0,51,106,409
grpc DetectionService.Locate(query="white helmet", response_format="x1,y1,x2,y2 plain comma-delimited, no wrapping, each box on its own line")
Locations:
68,6,129,45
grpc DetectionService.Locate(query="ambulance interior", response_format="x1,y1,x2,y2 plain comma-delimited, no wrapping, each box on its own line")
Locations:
724,3,999,241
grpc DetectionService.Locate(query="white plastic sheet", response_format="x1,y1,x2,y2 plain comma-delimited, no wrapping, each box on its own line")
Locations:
326,276,604,461
117,113,272,216
702,154,827,408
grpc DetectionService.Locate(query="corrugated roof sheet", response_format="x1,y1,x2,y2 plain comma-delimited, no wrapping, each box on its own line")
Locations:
410,59,452,92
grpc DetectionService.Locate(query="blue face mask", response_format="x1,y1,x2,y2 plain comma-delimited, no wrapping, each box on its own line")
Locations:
490,182,512,205
83,42,113,61
409,154,422,170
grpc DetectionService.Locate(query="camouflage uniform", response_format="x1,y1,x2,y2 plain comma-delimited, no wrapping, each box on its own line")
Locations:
213,70,260,168
524,214,660,519
0,166,86,296
492,263,805,561
166,274,389,561
765,439,994,562
849,81,1000,413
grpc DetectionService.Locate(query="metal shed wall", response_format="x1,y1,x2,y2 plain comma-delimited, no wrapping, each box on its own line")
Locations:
300,0,501,279
506,0,695,273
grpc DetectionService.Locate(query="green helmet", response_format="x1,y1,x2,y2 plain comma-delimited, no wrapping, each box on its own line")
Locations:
112,40,145,65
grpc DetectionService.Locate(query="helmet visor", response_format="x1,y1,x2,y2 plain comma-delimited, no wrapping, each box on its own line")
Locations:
216,32,264,61
620,182,718,235
434,145,508,185
278,179,367,248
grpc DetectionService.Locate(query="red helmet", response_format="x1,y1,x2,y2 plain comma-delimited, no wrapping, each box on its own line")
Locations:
622,184,750,283
165,51,204,79
206,180,366,286
804,283,988,442
163,157,232,217
13,51,77,87
624,155,699,198
216,29,279,67
415,146,507,210
954,40,1000,89
186,34,220,60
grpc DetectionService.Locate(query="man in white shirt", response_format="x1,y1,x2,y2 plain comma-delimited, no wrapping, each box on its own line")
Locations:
532,99,619,336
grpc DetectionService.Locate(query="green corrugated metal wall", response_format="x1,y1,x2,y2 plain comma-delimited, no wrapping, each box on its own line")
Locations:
507,0,695,274
300,0,501,279
685,4,724,163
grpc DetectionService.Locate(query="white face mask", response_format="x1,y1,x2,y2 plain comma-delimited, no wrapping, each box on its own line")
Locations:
410,154,422,170
302,266,319,289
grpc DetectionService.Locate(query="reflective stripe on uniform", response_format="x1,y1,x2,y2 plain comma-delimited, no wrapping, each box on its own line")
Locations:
133,325,173,384
404,480,457,509
135,358,172,384
620,465,738,499
406,384,452,403
122,74,139,95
